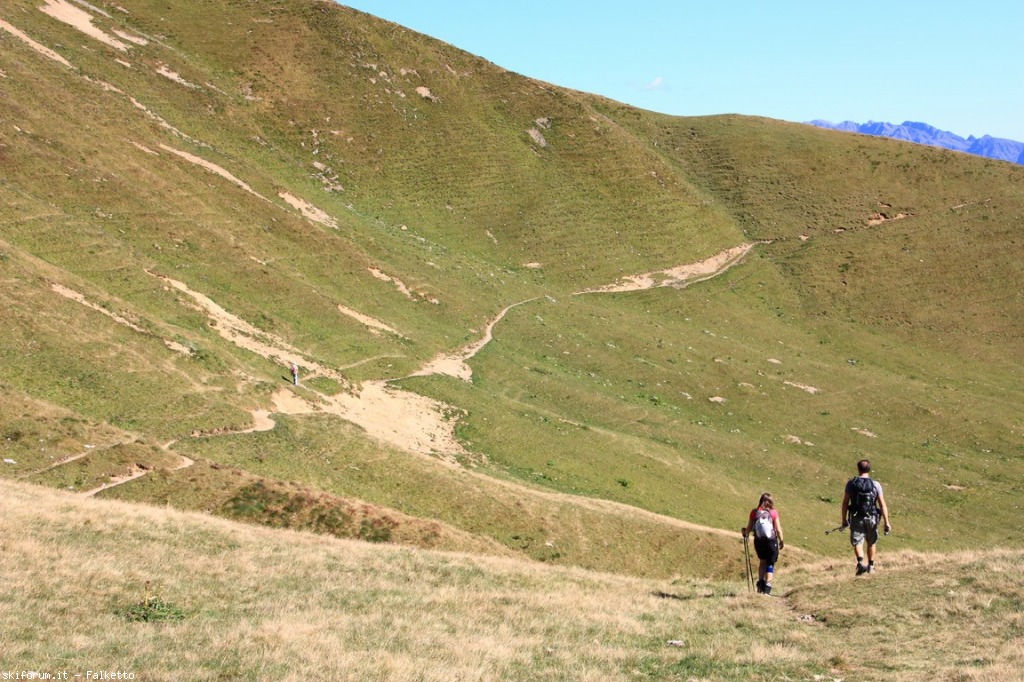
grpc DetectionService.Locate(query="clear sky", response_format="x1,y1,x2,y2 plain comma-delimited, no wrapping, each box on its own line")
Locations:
340,1,1024,142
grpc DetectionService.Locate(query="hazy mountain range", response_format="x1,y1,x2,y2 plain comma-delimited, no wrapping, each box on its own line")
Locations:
808,119,1024,165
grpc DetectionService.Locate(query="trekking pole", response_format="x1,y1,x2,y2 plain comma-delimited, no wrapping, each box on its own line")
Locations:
741,529,754,593
824,525,846,535
747,540,755,593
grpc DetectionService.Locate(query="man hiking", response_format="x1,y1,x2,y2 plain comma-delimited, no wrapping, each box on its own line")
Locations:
742,492,784,594
840,459,891,575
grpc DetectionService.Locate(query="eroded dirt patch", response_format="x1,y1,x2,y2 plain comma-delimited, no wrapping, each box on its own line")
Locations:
39,0,129,52
0,18,73,67
337,304,406,338
576,244,756,294
279,191,338,229
51,282,191,355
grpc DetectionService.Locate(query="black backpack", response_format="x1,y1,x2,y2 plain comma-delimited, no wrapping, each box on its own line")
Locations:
848,477,878,519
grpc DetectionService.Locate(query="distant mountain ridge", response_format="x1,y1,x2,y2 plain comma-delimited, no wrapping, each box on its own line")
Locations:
808,119,1024,165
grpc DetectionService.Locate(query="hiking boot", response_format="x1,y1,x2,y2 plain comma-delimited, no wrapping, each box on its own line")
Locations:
867,565,876,574
756,579,765,593
763,583,772,596
856,564,868,576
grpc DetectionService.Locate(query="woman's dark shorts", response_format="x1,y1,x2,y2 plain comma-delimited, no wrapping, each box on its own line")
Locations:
753,537,779,565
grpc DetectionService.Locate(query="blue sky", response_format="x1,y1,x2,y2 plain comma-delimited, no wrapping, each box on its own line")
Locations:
340,1,1024,141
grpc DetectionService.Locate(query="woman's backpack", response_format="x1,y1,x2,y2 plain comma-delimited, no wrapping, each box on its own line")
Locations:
752,508,775,540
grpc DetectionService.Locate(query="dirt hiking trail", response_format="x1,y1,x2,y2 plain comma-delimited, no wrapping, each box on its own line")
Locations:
156,245,757,457
170,244,755,456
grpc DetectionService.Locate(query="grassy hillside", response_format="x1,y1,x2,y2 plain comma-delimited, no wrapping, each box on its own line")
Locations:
1,0,1023,597
615,111,1024,366
3,480,1022,681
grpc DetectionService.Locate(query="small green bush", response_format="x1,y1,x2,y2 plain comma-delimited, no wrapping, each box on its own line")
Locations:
123,596,186,623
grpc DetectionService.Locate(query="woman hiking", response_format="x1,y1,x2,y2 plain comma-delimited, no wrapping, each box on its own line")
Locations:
742,492,785,595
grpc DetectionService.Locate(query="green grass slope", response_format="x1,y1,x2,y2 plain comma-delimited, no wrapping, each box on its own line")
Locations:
1,0,1022,586
611,112,1024,365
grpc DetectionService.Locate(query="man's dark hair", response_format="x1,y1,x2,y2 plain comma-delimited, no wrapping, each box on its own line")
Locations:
857,459,871,474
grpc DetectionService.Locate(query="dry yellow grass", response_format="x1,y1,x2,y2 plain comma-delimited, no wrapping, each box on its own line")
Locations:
0,479,705,680
3,479,1023,681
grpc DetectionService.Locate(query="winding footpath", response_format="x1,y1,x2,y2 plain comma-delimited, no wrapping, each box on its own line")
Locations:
62,244,757,508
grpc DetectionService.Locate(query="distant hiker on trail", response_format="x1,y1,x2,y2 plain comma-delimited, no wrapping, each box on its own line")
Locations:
840,459,891,575
742,492,784,595
290,362,299,385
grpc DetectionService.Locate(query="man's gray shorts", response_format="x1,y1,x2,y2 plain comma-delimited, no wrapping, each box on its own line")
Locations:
849,516,878,546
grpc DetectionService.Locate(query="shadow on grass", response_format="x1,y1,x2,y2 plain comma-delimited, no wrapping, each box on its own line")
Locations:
651,589,736,601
